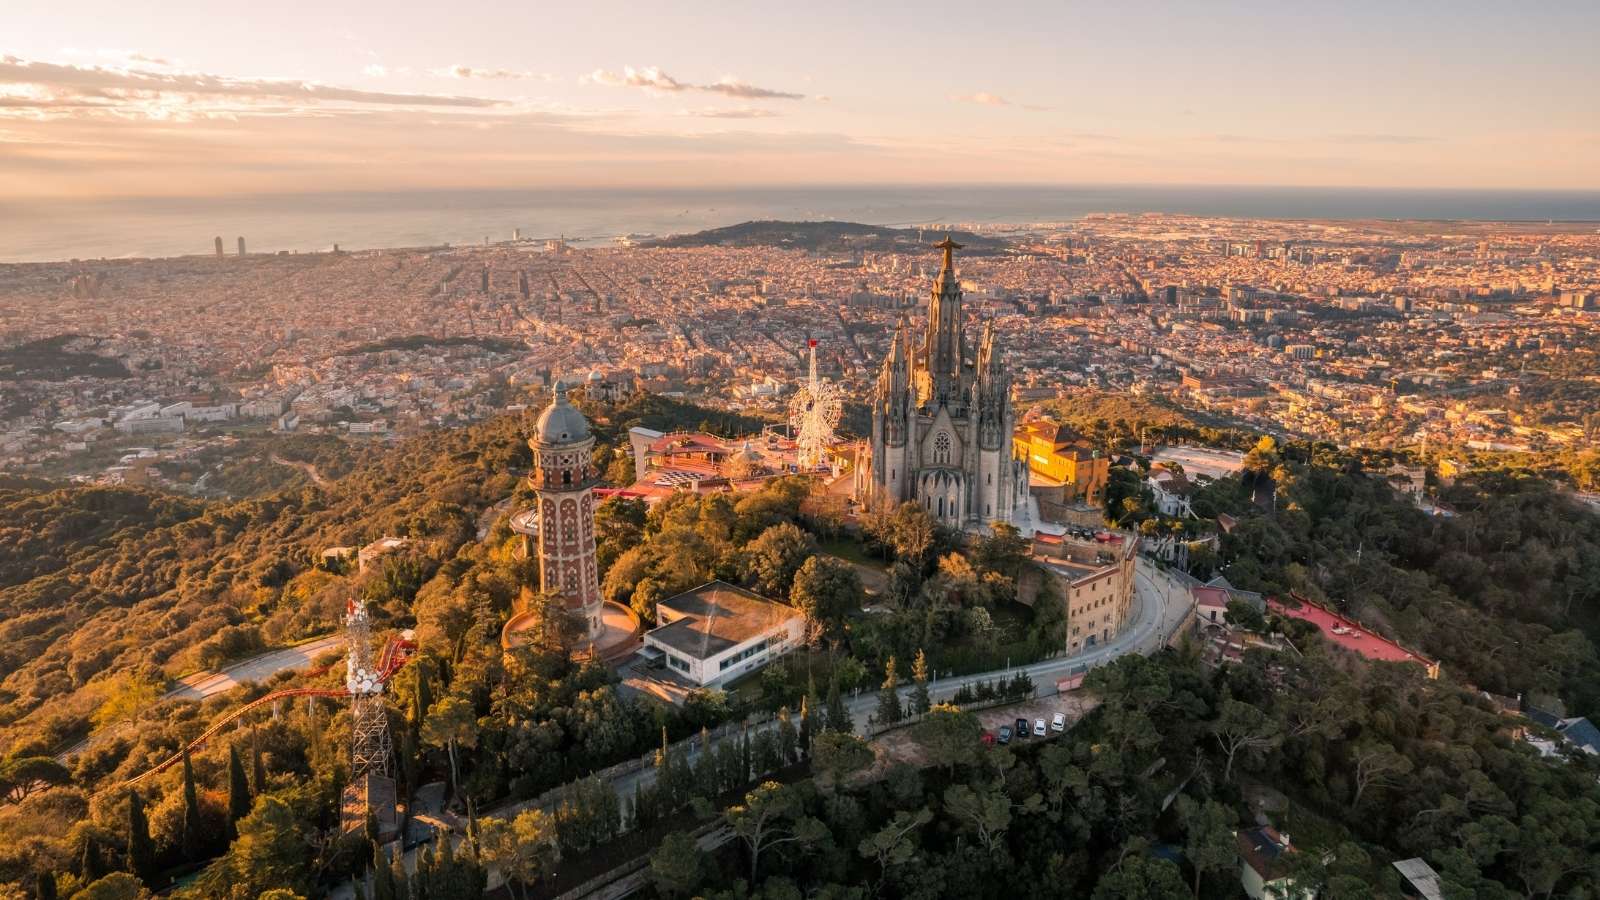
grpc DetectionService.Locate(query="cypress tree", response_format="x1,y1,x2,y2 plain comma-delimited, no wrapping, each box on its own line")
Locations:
227,745,251,838
180,749,202,861
79,835,102,883
910,648,932,715
126,790,156,885
371,841,395,900
798,693,815,753
825,671,852,734
391,847,411,900
876,656,903,726
36,871,57,900
250,729,267,794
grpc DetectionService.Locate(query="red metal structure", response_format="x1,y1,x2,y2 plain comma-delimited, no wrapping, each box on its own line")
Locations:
110,632,415,794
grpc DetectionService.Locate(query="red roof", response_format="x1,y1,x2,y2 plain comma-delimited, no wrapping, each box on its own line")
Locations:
1269,594,1437,673
1193,586,1231,609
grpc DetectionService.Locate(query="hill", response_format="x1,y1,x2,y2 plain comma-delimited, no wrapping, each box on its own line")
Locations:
647,220,1011,255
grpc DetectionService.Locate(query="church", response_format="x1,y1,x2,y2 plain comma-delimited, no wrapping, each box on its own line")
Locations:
856,239,1034,534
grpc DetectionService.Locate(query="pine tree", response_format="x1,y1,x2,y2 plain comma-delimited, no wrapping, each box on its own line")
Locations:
826,671,852,734
36,871,58,900
180,749,202,861
126,790,156,885
876,656,903,726
227,745,252,839
466,797,482,861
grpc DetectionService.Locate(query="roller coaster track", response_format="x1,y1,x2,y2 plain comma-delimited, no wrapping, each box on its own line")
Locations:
108,636,416,795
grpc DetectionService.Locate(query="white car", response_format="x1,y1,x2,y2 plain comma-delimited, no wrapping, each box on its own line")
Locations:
1051,713,1066,732
1033,718,1047,737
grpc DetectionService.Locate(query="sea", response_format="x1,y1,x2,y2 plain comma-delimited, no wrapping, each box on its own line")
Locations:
4,184,1600,264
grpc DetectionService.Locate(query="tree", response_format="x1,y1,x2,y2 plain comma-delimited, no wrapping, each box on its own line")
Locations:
825,671,852,734
889,503,937,569
422,695,480,800
724,781,826,883
219,793,312,898
70,873,148,900
0,756,70,803
227,745,252,838
912,704,981,774
776,706,799,765
509,589,586,656
942,783,1013,853
811,731,874,790
1349,741,1411,809
1212,698,1279,781
875,656,903,727
1223,599,1266,633
1092,852,1188,900
789,555,862,640
743,522,817,597
478,810,558,900
649,831,703,899
974,521,1029,578
125,791,156,886
179,750,202,861
909,649,932,715
857,808,932,894
1177,796,1236,898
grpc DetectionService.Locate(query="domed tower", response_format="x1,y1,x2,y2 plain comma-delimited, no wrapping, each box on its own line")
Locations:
528,381,603,639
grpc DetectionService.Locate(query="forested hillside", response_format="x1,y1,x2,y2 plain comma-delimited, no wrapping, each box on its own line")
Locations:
1195,443,1600,716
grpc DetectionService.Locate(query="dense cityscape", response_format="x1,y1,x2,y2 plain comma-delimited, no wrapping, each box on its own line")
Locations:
5,2,1600,898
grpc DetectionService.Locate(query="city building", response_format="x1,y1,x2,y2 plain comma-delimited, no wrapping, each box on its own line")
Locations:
527,382,605,639
641,580,803,687
858,239,1033,533
1012,419,1109,506
1023,531,1137,654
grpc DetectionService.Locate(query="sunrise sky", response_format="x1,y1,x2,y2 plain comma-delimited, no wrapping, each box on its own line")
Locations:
4,0,1598,198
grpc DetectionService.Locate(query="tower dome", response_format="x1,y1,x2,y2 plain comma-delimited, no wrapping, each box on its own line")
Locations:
534,380,590,444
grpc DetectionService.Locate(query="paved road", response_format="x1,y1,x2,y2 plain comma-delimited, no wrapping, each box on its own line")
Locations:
57,634,347,761
333,557,1197,900
167,634,346,701
602,555,1194,808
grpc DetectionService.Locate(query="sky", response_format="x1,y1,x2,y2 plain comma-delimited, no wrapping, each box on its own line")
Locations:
2,0,1598,198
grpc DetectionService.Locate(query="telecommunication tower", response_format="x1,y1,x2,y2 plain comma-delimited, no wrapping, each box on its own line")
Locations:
345,598,392,779
788,338,843,471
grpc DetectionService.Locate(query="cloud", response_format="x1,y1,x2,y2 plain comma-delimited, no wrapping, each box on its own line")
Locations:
0,55,504,120
677,106,780,119
584,66,803,100
952,92,1010,107
584,66,688,92
433,65,555,82
702,77,803,100
127,53,173,67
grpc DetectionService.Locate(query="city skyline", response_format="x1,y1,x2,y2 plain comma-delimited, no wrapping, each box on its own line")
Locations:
4,0,1600,199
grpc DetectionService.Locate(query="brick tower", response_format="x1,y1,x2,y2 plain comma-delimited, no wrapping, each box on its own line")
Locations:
527,381,604,639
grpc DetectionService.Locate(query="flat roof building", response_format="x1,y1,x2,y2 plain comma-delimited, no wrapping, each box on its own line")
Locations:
643,581,804,688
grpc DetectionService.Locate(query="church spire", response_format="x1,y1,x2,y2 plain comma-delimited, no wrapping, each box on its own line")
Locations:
920,237,966,408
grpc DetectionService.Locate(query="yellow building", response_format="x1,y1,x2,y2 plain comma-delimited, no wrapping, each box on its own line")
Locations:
1012,421,1109,506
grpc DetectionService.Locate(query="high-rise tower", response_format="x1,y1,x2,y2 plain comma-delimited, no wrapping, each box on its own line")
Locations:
527,382,604,638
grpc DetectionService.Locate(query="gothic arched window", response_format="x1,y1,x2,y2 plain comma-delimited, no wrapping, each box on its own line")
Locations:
934,431,951,465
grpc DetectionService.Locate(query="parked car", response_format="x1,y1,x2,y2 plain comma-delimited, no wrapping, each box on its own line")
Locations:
1051,713,1067,732
997,726,1012,744
1033,718,1047,736
981,730,996,746
1015,718,1030,738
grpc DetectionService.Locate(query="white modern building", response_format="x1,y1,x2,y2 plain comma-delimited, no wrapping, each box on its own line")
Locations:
643,581,804,688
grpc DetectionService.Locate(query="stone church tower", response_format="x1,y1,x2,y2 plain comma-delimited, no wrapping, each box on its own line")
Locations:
857,239,1033,534
528,381,604,638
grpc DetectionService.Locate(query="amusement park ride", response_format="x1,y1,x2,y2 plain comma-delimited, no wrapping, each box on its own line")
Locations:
788,338,844,472
110,598,416,801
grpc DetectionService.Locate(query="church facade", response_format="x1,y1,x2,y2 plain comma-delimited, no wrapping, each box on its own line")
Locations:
856,239,1033,534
